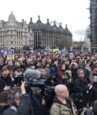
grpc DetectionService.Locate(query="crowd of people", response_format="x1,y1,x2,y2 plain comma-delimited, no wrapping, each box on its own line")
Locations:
0,48,97,115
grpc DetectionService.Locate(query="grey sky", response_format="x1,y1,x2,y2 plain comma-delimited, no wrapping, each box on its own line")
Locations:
0,0,89,41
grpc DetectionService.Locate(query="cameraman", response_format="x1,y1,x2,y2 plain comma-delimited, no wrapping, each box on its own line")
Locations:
23,68,49,115
3,82,32,115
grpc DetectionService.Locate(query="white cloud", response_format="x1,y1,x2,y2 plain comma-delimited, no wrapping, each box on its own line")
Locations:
0,0,89,41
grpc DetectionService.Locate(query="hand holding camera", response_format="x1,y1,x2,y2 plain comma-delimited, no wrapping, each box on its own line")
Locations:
21,82,26,94
4,86,11,91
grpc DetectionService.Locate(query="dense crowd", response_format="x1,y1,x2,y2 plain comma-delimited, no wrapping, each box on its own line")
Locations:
0,49,97,115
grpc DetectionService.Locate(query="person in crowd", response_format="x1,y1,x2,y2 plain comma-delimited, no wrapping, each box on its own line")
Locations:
14,66,23,86
0,67,12,92
74,69,90,111
70,62,79,82
57,64,66,83
32,87,49,115
64,70,74,96
50,84,78,115
93,100,97,115
3,82,32,115
0,91,9,115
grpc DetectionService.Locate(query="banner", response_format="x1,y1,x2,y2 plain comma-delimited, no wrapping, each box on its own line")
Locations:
7,49,15,61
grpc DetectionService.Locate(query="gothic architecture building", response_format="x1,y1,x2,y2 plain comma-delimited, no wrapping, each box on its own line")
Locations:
28,16,72,49
0,12,34,49
90,0,97,50
84,27,91,51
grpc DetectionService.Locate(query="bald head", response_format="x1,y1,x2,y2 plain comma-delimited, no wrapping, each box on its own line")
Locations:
55,85,69,98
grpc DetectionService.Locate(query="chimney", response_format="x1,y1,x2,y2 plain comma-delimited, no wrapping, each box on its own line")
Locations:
59,23,62,28
38,15,40,21
65,24,68,29
22,19,24,22
47,18,50,25
37,15,42,23
30,17,33,23
54,21,56,26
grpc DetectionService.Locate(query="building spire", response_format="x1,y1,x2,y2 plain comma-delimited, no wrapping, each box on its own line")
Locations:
37,15,42,23
8,11,16,23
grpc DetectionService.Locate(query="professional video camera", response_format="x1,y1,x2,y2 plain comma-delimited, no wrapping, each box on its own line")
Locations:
23,68,46,87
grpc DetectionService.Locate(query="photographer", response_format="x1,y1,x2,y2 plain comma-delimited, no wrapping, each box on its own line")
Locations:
3,82,32,115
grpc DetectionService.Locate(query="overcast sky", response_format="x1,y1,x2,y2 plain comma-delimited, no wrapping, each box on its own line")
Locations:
0,0,89,41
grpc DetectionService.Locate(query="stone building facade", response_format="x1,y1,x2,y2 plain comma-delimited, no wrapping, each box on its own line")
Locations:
28,16,72,49
0,12,34,49
84,27,91,51
90,0,97,50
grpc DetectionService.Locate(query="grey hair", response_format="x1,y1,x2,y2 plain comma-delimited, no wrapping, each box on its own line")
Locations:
55,84,67,96
77,69,84,75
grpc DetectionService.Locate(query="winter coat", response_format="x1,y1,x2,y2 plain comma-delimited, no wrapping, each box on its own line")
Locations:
3,94,31,115
50,97,78,115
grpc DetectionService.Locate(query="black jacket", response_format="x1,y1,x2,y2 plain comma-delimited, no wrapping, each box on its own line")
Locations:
74,77,89,94
0,77,5,92
3,94,31,115
0,105,9,115
31,93,49,115
74,77,89,109
0,76,12,92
